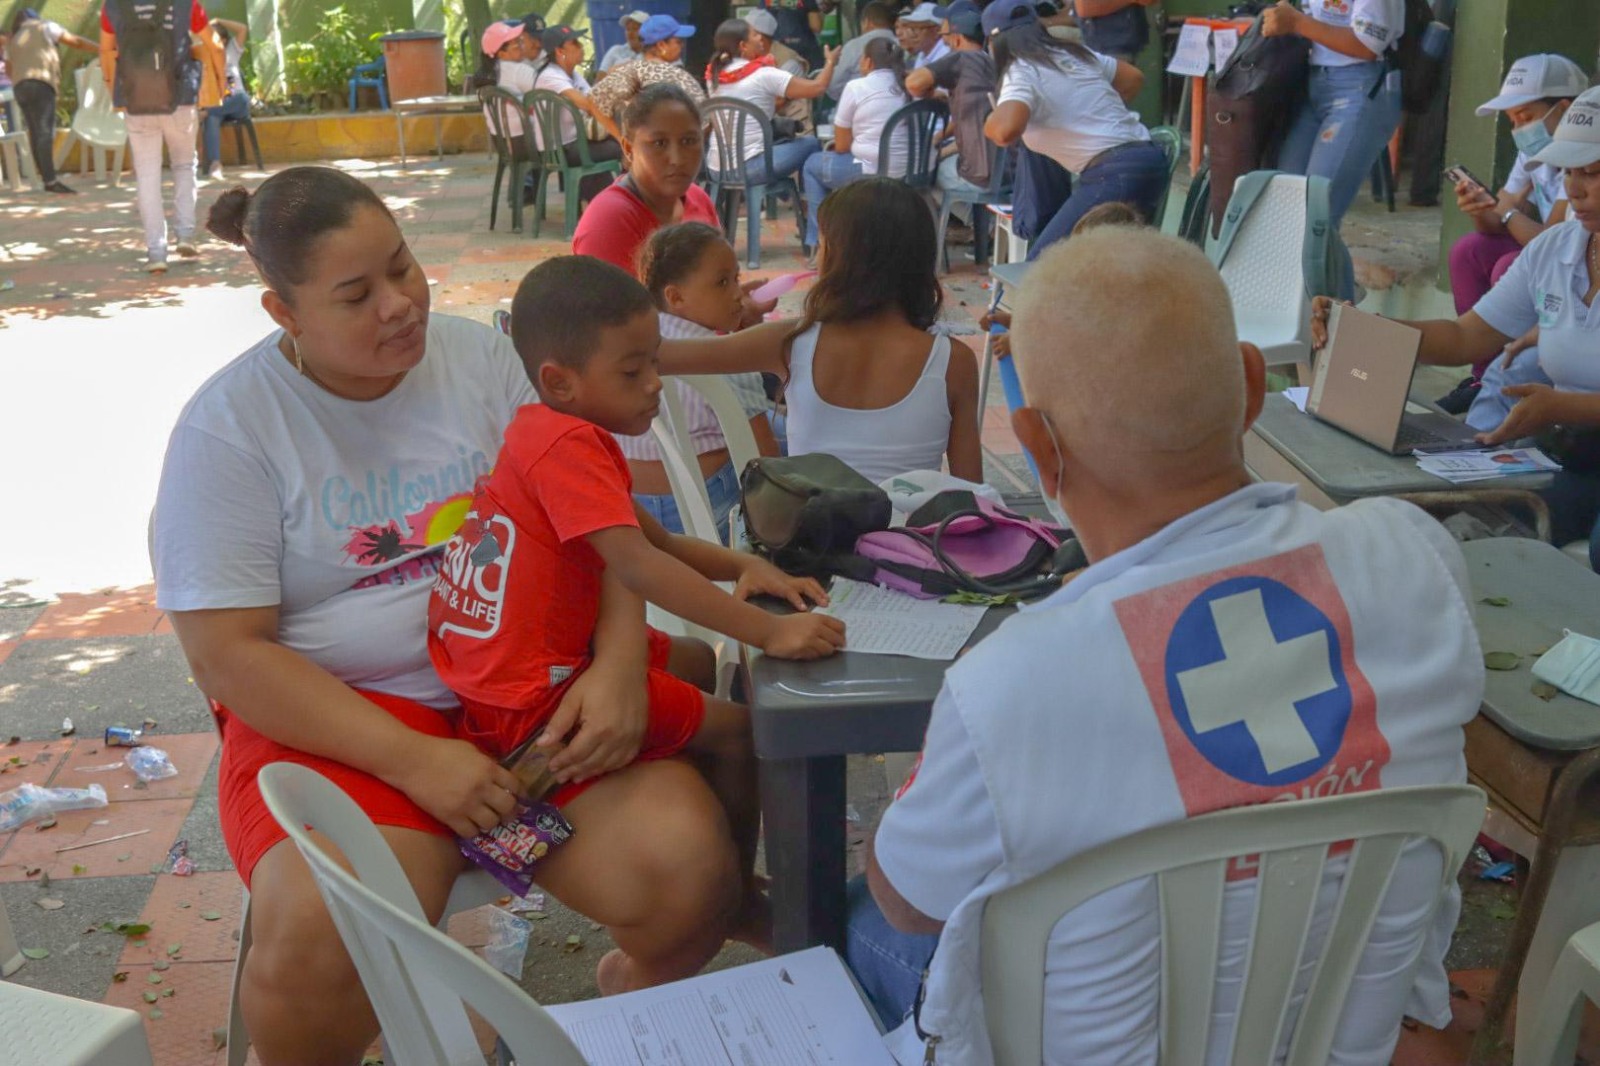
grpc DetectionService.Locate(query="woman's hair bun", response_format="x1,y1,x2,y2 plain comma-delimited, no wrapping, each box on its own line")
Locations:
206,187,251,246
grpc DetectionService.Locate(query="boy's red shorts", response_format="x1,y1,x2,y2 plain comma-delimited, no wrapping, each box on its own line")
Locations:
456,626,708,807
213,689,457,889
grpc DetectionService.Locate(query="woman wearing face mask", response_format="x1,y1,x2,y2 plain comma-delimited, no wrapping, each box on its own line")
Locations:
1441,54,1590,407
1313,87,1600,569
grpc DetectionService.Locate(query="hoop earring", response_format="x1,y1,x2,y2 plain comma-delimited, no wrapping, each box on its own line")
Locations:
292,334,306,376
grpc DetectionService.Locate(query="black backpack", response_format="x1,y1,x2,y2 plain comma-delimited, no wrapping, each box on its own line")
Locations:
1391,0,1445,115
115,0,181,115
1205,17,1308,239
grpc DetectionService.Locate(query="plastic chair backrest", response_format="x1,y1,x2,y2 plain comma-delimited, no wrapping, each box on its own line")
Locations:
527,88,598,168
1149,125,1181,226
649,374,762,544
478,85,534,155
70,60,127,148
1208,171,1311,349
980,784,1485,1066
703,97,778,189
257,763,589,1066
877,97,947,186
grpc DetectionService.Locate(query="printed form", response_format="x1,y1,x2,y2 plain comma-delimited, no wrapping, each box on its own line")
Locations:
818,578,986,660
544,946,896,1066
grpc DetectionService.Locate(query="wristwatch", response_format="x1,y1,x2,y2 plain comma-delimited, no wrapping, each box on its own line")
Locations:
1501,208,1520,230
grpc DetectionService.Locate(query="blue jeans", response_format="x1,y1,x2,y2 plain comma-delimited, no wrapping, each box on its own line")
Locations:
1026,142,1168,261
1278,62,1402,299
715,135,820,189
844,876,940,1030
1541,471,1600,569
801,150,869,246
632,459,739,544
202,91,252,170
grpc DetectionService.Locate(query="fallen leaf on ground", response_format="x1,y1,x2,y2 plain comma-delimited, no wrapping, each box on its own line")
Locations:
161,987,175,998
143,991,158,1004
147,973,162,984
1480,596,1512,607
1533,681,1561,701
20,947,49,960
1488,900,1518,921
101,921,152,938
199,911,222,922
34,898,64,911
23,867,40,878
1484,651,1523,671
166,942,181,956
152,960,170,971
562,934,583,953
116,853,131,862
176,902,190,909
112,971,129,983
71,864,86,875
149,1008,164,1020
212,1028,228,1050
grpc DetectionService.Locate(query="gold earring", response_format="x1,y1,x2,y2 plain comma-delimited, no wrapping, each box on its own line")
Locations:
292,334,306,376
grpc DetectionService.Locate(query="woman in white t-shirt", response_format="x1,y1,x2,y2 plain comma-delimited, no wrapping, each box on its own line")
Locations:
798,37,910,257
152,166,704,1063
532,24,624,206
1312,92,1600,567
1263,0,1405,299
704,18,836,189
980,1,1166,259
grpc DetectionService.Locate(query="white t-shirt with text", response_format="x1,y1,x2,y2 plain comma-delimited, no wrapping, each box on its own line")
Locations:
1304,0,1403,67
152,314,534,708
1473,220,1600,395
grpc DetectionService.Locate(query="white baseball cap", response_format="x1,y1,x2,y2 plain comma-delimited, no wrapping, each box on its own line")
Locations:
621,9,650,25
900,2,942,24
1531,85,1600,170
1476,54,1590,116
745,7,779,36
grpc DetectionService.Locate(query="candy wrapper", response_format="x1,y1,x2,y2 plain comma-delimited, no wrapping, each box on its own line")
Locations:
458,802,575,895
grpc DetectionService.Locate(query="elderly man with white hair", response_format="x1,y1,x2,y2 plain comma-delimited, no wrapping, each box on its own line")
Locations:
844,228,1486,1064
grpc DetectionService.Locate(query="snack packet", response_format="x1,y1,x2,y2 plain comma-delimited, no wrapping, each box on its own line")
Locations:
458,802,575,895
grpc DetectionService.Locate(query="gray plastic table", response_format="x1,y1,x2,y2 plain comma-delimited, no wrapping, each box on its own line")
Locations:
1245,393,1553,539
1460,538,1600,1062
744,608,1012,953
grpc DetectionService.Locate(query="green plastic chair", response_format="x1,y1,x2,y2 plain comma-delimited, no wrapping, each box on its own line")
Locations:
526,89,622,239
479,86,540,234
1148,125,1182,230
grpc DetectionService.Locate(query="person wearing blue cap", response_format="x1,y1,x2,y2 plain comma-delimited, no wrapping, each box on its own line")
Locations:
981,0,1165,258
590,15,706,121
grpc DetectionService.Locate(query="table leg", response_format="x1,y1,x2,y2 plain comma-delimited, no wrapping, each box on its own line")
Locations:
1471,747,1600,1064
1189,76,1205,177
762,754,848,955
434,115,445,160
396,114,409,170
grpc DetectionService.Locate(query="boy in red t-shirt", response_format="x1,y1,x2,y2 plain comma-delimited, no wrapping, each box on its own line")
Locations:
428,255,844,995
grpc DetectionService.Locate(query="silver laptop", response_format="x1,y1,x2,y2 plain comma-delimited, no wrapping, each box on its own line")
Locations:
1305,304,1481,455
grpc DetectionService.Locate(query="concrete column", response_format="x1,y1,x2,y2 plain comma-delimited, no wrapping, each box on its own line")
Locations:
246,0,286,98
1438,0,1600,276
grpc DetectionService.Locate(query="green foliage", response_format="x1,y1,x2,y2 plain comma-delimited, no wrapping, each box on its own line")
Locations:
283,5,391,101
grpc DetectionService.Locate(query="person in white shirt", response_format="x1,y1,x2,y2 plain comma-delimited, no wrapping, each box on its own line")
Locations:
746,7,818,138
850,226,1483,1065
480,19,535,138
1263,0,1405,299
1440,54,1588,403
982,0,1165,259
1313,87,1600,569
899,2,949,68
704,18,836,189
799,38,910,255
533,24,624,206
596,9,649,73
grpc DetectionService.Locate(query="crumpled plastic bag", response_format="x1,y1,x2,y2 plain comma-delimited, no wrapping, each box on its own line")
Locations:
483,907,532,978
0,783,108,831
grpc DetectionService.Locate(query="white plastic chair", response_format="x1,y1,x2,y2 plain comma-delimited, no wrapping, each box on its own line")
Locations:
53,62,126,187
1209,173,1316,383
979,784,1486,1066
0,981,154,1066
651,374,763,541
1519,919,1600,1066
0,89,36,192
256,762,589,1066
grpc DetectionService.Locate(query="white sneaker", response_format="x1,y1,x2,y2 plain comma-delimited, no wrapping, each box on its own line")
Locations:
174,236,200,258
207,162,224,182
145,257,169,274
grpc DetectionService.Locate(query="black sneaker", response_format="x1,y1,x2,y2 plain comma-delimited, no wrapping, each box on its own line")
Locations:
44,180,77,194
1436,377,1481,415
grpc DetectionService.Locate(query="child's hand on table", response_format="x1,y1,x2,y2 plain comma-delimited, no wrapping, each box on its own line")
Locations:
763,612,847,659
734,557,831,611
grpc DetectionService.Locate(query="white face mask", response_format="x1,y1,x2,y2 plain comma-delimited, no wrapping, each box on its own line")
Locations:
1532,630,1600,706
1036,411,1071,530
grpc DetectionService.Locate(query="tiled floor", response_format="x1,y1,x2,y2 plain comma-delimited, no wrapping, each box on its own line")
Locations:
0,155,1569,1065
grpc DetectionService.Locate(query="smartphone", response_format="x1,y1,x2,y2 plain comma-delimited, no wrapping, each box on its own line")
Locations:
1443,164,1492,199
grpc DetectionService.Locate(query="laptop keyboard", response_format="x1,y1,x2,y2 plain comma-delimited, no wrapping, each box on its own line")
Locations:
1394,421,1456,450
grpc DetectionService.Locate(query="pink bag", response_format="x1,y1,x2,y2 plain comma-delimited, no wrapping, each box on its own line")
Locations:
843,491,1083,600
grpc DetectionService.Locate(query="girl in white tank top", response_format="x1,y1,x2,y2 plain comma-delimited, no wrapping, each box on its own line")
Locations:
653,178,983,485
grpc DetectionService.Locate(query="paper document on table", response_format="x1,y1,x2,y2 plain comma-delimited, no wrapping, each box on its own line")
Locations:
1167,22,1212,75
544,946,896,1066
1212,26,1240,72
1282,386,1310,412
1414,447,1561,483
817,578,986,660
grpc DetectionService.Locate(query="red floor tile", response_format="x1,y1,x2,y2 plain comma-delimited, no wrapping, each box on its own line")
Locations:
24,587,164,640
0,640,17,665
53,732,218,804
0,796,192,882
102,959,251,1066
0,738,74,791
122,870,244,966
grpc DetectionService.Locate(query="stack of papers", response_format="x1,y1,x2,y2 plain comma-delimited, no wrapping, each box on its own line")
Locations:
818,578,987,660
1414,447,1561,483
